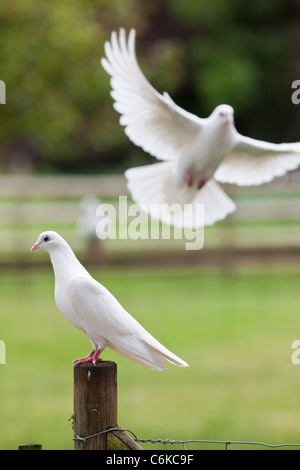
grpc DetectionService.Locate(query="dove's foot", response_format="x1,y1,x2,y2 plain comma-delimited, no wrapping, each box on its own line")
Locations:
72,348,94,365
73,348,102,366
185,172,194,187
197,179,207,190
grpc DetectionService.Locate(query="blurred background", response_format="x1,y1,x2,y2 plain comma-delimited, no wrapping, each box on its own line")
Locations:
0,0,300,450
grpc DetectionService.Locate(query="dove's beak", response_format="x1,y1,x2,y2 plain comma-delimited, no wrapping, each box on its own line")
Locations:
228,116,234,125
30,242,40,252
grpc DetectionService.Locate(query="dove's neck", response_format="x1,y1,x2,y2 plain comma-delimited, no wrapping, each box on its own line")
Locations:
49,244,88,284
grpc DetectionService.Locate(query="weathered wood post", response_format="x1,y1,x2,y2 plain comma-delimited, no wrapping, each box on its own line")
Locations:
18,443,42,450
73,361,118,450
73,361,143,450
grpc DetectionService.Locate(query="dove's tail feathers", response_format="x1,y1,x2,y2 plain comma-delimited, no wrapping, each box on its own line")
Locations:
125,160,177,205
144,337,189,369
107,342,167,370
107,335,188,371
125,162,236,228
193,179,236,227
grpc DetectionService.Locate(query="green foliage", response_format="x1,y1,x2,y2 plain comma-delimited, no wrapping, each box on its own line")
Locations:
0,0,150,171
0,0,299,172
170,0,295,139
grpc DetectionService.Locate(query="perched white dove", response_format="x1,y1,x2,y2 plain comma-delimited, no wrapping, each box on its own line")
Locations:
101,28,300,228
30,231,188,371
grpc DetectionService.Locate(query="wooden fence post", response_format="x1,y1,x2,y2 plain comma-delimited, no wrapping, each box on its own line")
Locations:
18,443,42,450
73,361,117,450
73,361,142,450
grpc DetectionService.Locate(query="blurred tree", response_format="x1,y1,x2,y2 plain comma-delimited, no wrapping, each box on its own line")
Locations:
0,0,152,172
169,0,300,141
0,0,298,173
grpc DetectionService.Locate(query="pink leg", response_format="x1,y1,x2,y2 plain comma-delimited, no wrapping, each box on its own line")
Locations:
72,348,94,365
197,179,207,190
73,348,102,366
185,172,194,187
91,348,102,366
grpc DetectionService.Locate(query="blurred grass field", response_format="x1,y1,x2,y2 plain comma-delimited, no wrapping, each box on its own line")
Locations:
0,174,300,449
1,264,300,450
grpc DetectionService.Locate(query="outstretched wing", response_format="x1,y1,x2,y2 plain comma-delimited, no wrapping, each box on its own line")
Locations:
101,28,203,161
214,133,300,186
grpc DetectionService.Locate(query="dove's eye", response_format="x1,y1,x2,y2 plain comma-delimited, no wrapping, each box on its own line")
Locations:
219,112,224,117
43,236,50,242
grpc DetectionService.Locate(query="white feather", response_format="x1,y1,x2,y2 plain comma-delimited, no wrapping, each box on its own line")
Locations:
101,29,202,162
125,162,236,228
214,134,300,186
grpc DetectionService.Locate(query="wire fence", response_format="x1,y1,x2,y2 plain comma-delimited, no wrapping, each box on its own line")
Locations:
73,427,300,450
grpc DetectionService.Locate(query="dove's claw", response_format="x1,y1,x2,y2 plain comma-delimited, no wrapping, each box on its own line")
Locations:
73,348,102,366
185,173,207,189
72,348,95,365
197,179,207,190
185,172,194,187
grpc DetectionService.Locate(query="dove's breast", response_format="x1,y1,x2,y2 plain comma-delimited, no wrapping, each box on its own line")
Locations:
176,124,236,181
54,281,87,333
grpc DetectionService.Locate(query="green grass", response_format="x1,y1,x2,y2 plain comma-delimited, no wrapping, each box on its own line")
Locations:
1,264,300,449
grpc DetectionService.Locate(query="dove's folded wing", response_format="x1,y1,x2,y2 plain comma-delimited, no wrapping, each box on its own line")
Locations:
214,133,300,186
67,276,187,370
101,28,203,161
67,276,140,338
67,276,169,352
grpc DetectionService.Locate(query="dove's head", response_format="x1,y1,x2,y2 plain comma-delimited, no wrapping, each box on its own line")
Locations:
211,104,234,125
30,231,67,253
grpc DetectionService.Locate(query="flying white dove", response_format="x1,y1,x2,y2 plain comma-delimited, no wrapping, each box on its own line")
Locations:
101,28,300,228
30,231,188,371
